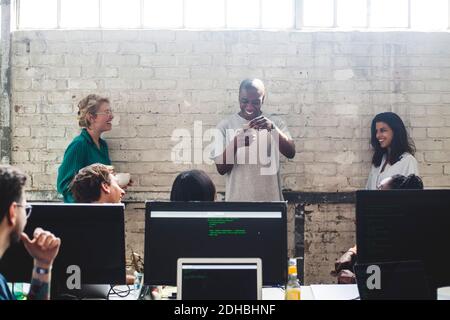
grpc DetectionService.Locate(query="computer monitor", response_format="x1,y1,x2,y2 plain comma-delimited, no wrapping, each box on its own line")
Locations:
144,201,287,286
177,258,262,300
356,190,450,298
0,203,126,290
355,260,431,300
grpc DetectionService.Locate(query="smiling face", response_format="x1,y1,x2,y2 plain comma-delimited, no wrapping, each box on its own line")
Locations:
375,121,394,149
238,87,264,121
90,102,113,133
102,174,125,203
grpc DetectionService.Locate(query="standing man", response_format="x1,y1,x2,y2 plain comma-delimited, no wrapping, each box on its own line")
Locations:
211,79,295,201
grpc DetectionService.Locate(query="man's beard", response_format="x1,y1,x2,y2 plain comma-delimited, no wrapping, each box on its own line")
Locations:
9,229,21,245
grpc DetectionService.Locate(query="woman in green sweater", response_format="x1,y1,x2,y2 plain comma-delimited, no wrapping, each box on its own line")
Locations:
57,94,114,202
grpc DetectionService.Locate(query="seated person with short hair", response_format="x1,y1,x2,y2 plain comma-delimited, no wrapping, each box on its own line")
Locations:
70,163,125,204
65,163,127,297
0,165,61,300
333,174,424,284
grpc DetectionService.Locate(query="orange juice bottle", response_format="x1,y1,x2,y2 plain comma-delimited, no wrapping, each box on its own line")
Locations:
285,258,301,300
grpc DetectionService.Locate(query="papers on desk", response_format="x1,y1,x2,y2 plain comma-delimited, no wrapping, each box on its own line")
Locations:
310,284,359,300
262,287,285,300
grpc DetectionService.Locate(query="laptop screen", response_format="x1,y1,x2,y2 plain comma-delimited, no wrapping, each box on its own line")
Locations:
179,261,261,300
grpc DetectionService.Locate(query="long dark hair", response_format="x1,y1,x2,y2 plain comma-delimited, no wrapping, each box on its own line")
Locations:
371,112,416,167
170,170,216,201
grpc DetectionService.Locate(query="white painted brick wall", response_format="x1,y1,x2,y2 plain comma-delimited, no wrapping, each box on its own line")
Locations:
16,26,450,192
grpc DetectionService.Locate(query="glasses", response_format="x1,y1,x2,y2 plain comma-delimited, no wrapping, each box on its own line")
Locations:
17,204,32,218
95,110,113,116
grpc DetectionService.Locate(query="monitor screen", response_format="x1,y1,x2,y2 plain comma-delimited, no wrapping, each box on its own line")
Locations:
0,203,126,286
356,190,450,294
144,201,287,286
178,259,261,300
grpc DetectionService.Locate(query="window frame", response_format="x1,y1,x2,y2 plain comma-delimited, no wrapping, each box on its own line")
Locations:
13,0,450,31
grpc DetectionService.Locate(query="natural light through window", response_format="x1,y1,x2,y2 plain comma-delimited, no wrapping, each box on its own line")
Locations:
337,0,367,28
227,0,260,28
411,0,448,30
15,0,450,31
60,0,99,28
19,0,57,29
261,0,294,29
371,0,409,28
185,0,225,28
101,0,140,28
143,0,183,28
303,0,334,27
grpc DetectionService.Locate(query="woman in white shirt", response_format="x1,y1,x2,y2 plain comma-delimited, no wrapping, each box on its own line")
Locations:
366,112,419,190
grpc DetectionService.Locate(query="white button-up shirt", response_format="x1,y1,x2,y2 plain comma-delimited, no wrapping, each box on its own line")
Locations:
366,152,419,190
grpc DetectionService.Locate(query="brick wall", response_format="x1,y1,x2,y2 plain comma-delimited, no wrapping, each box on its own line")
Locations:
9,30,450,283
304,203,355,284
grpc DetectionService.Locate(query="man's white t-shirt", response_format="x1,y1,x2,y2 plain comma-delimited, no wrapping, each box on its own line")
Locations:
211,113,292,201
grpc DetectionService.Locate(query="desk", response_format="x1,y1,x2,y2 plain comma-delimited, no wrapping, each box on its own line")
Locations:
108,285,358,300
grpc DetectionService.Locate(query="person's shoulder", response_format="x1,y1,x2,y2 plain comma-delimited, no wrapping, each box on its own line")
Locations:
400,152,417,162
63,133,88,155
217,113,240,129
0,273,15,301
0,273,8,295
68,132,88,147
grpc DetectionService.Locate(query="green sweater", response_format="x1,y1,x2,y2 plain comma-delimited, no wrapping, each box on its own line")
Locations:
57,128,111,203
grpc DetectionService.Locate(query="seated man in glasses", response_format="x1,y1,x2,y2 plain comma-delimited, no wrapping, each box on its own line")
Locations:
0,165,61,300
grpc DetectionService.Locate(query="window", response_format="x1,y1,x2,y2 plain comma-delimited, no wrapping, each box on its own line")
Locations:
227,0,260,28
303,0,334,27
185,0,225,28
262,0,294,29
15,0,450,30
143,0,183,28
411,0,448,30
60,0,99,28
19,0,57,29
337,0,367,28
371,0,409,28
101,0,141,28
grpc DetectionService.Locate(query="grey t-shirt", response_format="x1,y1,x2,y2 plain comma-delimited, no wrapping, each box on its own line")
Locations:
211,113,292,201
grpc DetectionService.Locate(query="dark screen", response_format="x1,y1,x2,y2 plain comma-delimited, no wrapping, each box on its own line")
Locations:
144,201,287,286
182,263,258,300
356,190,450,293
0,203,126,286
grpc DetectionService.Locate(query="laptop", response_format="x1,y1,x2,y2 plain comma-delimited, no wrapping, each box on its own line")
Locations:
177,258,262,300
